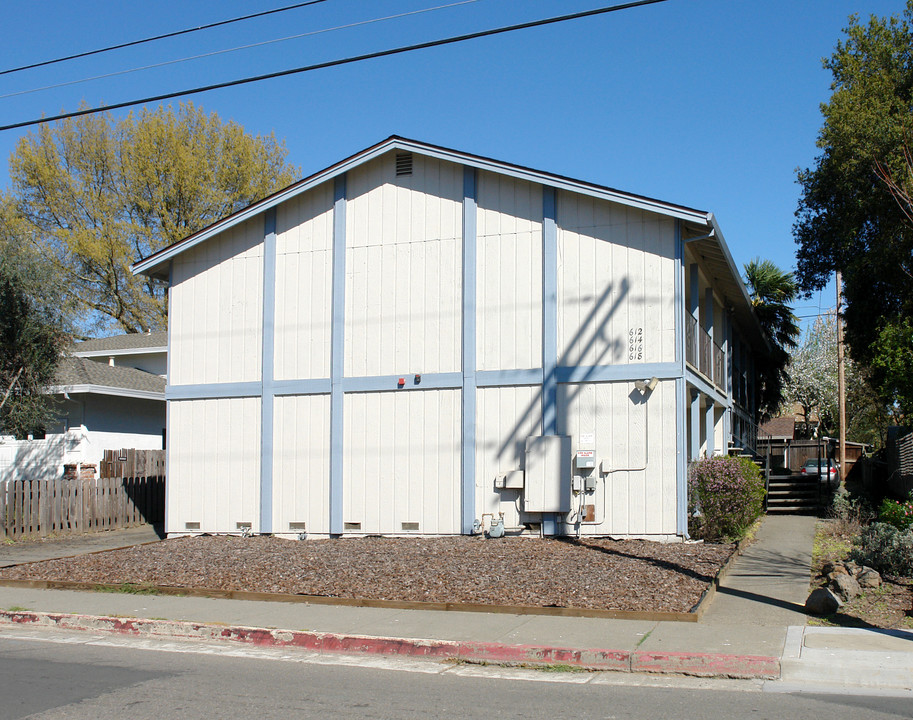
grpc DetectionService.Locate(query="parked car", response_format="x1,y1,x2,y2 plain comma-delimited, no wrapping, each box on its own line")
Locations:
800,459,840,484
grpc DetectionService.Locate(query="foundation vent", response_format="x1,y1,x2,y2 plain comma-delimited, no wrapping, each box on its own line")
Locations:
401,522,419,531
344,521,362,531
236,522,252,530
184,521,200,530
395,152,413,176
288,522,307,531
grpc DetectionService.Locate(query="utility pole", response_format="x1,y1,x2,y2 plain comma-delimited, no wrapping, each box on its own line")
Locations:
836,271,847,485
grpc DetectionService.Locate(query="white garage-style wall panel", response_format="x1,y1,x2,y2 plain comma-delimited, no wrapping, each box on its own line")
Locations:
170,217,264,386
272,394,331,535
475,385,543,528
274,182,335,382
344,154,463,377
557,380,677,537
557,192,677,369
476,172,543,371
343,389,460,534
167,397,261,534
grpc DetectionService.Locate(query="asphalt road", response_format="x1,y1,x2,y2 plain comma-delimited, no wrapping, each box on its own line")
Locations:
0,631,910,720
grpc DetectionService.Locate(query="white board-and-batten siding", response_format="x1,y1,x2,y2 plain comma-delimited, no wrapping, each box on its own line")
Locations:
557,192,677,367
167,397,261,533
274,183,334,381
344,390,460,535
164,148,684,539
169,217,264,385
344,156,462,377
476,172,543,371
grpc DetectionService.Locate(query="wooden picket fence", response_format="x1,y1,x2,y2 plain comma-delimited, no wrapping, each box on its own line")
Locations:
0,449,164,540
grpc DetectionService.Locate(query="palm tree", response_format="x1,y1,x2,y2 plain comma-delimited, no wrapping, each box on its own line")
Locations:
743,258,800,419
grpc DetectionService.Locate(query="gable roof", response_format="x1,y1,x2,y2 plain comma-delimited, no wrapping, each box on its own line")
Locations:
52,357,165,400
73,332,167,355
132,135,767,348
760,416,796,441
133,135,713,281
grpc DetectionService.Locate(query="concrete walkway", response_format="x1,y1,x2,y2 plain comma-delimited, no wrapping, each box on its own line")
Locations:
0,525,163,568
704,514,817,627
0,517,910,692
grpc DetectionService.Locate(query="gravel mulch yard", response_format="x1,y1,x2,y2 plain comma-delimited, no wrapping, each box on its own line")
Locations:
0,535,735,613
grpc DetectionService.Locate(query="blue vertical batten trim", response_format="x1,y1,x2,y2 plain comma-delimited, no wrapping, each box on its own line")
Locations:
689,264,699,319
676,376,687,535
690,389,701,461
542,187,558,436
704,287,715,458
705,401,715,457
165,261,173,535
674,221,683,368
724,313,732,448
329,175,347,536
259,208,278,534
461,166,478,535
705,287,714,345
674,220,688,537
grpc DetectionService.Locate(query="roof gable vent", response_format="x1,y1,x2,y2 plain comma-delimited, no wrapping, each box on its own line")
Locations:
395,152,413,177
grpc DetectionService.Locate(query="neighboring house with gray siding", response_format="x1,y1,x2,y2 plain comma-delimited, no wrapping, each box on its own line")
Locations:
0,334,165,481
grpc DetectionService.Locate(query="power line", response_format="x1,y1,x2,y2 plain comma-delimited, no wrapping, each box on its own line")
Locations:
0,0,479,101
795,312,836,319
0,0,669,133
0,0,329,77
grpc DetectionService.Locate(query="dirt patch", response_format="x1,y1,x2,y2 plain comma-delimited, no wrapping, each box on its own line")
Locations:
0,535,735,614
810,519,913,630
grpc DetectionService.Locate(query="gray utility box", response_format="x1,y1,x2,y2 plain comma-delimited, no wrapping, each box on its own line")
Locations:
523,435,571,512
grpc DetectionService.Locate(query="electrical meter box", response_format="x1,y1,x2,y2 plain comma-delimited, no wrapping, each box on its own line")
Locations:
575,450,596,469
523,435,571,512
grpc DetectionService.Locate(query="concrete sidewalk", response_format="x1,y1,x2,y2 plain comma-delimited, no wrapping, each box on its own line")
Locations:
0,525,163,568
0,518,910,692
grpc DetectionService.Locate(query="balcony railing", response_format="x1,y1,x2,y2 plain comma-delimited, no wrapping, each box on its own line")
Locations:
685,315,696,368
685,315,726,393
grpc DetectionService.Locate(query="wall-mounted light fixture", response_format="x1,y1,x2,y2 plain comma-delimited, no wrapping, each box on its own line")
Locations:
634,377,659,394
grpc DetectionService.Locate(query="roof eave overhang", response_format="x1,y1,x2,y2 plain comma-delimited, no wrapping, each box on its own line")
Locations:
73,347,167,358
684,214,771,353
133,136,712,280
51,385,165,402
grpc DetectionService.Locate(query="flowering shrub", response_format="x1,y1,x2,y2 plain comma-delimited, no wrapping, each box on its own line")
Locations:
688,456,766,541
877,494,913,532
850,522,913,576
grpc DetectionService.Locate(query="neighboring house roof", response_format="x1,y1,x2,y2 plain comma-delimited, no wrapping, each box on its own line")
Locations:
73,332,167,356
52,357,165,401
759,416,796,441
132,135,767,348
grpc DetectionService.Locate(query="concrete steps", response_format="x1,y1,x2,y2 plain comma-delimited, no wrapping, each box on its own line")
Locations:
766,475,821,515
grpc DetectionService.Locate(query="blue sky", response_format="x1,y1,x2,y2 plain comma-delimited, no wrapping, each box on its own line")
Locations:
0,0,904,325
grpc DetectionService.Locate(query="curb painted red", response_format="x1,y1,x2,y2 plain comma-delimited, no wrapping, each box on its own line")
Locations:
0,610,779,679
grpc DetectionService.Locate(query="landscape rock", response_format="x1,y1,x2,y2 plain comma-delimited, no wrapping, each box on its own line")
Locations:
806,587,842,615
857,568,882,588
822,561,848,576
831,573,862,601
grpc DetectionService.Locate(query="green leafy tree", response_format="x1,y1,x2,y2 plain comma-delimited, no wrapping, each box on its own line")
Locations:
0,205,72,438
870,317,913,418
794,4,913,413
743,258,800,418
6,102,299,334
